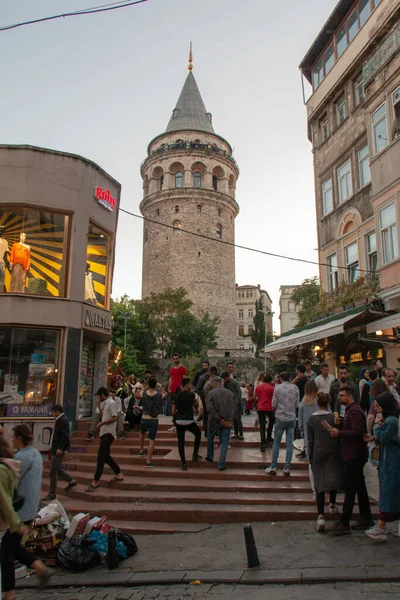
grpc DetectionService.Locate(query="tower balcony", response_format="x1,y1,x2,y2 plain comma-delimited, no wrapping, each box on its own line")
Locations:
141,139,239,174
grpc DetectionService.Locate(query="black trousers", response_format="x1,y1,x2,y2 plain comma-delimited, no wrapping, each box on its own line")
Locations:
94,433,121,481
317,491,337,515
201,398,209,438
234,406,243,437
341,459,372,526
176,422,201,464
258,410,275,446
1,529,37,592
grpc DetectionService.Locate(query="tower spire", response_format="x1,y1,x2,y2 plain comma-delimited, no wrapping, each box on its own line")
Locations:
188,42,193,71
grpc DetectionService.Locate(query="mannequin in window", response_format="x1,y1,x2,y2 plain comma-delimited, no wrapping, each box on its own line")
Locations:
9,232,30,293
0,226,9,293
85,262,97,304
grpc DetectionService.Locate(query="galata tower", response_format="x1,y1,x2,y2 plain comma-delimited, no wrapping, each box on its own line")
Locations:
140,53,239,349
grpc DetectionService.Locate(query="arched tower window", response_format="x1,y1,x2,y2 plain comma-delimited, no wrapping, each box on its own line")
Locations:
173,220,182,234
152,166,164,192
193,172,202,188
216,224,222,239
175,172,183,187
197,205,202,214
212,175,218,191
175,205,179,213
212,166,225,192
218,208,222,217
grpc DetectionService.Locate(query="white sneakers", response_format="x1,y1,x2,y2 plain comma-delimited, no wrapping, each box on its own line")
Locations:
265,466,277,476
316,516,325,532
365,524,388,541
387,520,400,537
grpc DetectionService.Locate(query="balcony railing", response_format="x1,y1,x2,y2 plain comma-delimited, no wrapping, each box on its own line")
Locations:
363,24,400,87
142,141,239,170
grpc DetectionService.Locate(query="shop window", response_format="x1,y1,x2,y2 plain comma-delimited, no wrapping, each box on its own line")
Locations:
77,339,95,419
85,222,110,309
0,326,60,416
0,206,69,297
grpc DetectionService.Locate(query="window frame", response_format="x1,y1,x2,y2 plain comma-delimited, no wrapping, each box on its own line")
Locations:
238,309,244,319
175,171,183,188
248,309,254,318
193,171,202,188
354,72,364,106
372,102,389,155
320,114,329,142
336,93,347,126
337,159,353,203
365,231,378,273
322,177,333,215
327,253,339,291
358,144,371,187
345,241,360,282
380,202,399,264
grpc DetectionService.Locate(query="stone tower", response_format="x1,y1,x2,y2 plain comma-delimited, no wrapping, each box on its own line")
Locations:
140,60,239,349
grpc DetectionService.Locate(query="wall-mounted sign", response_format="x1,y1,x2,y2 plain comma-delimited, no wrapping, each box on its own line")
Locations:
6,403,53,417
84,308,112,332
94,187,116,212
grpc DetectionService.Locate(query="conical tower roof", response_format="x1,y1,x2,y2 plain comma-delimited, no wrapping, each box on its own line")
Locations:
165,71,215,134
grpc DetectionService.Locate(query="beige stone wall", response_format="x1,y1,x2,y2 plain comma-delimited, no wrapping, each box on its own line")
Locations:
140,132,239,349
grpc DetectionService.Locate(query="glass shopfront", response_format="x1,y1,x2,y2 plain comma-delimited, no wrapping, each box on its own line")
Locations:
0,327,60,417
85,222,110,308
77,339,95,419
0,206,69,297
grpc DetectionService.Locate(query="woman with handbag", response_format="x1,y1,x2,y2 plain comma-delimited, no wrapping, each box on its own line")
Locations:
0,428,50,599
364,392,400,541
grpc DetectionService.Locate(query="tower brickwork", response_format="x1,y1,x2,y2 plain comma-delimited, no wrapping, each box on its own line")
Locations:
140,69,239,348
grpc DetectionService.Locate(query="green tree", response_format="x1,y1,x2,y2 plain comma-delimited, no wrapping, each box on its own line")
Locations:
290,277,321,327
251,300,273,357
111,295,147,377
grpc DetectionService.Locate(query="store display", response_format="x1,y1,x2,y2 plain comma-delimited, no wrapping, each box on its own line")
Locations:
9,232,30,293
84,262,97,304
78,341,95,419
0,226,9,293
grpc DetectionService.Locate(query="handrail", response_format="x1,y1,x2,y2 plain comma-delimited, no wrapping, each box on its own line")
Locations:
141,141,239,170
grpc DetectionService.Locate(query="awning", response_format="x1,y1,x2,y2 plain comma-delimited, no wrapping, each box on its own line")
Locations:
265,308,367,357
366,313,400,333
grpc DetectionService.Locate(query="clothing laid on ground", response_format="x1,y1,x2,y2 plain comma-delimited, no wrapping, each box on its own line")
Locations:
272,382,300,421
298,398,318,455
307,411,343,494
170,365,187,393
314,373,334,394
255,383,274,411
373,415,400,515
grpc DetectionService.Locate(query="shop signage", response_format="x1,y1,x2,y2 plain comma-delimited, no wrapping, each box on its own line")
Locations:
7,403,53,417
94,187,116,212
84,308,112,331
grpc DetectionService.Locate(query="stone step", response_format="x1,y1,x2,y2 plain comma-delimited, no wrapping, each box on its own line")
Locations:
44,461,310,480
75,420,260,433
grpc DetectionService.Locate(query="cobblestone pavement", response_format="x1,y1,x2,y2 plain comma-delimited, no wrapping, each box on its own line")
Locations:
16,582,400,600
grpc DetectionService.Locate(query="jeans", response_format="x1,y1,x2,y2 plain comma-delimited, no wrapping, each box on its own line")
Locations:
1,529,37,592
207,421,232,468
340,459,372,526
257,410,275,446
94,433,121,481
270,418,295,470
50,453,73,494
176,421,201,464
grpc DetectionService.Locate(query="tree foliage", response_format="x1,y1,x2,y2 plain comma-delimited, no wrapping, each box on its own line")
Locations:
250,299,273,357
290,277,321,327
111,289,219,369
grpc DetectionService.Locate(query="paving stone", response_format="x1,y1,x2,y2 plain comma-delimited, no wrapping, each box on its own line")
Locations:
117,591,136,600
361,583,394,593
366,566,400,582
77,572,132,587
129,572,187,585
183,571,243,583
240,569,302,584
302,567,367,583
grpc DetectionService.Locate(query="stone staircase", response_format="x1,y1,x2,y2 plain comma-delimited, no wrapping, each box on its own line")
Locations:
41,416,365,534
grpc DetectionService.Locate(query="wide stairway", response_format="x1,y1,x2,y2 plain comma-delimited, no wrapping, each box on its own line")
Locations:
42,416,330,534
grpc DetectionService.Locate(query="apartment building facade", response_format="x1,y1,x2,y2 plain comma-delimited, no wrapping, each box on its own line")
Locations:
236,284,272,352
279,285,300,335
299,0,400,360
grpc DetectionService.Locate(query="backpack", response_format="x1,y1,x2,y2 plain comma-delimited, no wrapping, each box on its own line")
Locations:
145,391,159,418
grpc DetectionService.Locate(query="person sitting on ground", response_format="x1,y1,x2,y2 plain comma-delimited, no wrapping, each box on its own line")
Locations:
307,392,343,533
364,392,400,541
172,377,203,470
298,380,318,461
138,376,163,467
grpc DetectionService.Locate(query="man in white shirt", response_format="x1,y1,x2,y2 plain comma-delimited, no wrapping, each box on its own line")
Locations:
86,387,124,491
314,362,335,394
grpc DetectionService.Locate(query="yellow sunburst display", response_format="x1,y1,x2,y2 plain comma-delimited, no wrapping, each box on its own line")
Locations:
0,208,68,297
86,223,110,308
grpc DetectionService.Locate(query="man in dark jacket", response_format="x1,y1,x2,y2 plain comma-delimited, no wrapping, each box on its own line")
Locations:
42,404,76,501
329,364,359,415
222,371,243,440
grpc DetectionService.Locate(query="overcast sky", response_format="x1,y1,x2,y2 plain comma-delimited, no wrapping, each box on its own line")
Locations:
2,0,338,334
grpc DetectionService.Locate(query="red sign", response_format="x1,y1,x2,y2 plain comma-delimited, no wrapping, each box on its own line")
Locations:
94,187,116,212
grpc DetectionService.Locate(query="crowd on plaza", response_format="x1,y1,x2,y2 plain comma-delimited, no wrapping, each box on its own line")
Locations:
0,355,400,598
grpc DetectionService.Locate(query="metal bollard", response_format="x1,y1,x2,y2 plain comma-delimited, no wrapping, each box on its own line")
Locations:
243,524,260,569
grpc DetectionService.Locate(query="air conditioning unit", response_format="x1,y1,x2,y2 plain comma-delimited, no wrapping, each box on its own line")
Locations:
393,88,400,105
